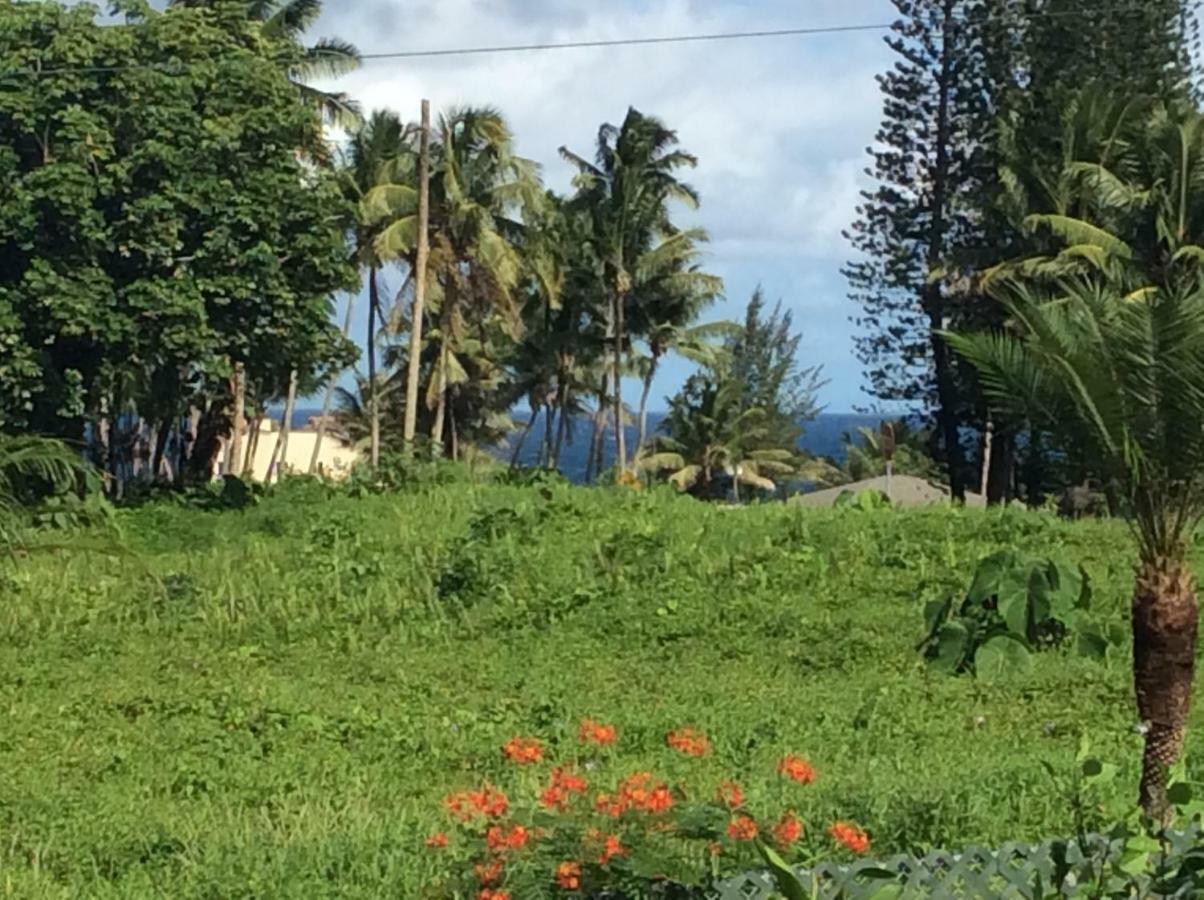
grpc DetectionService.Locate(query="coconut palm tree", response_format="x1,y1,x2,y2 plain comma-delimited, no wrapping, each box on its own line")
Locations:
950,96,1204,820
640,375,794,501
173,0,362,130
561,108,704,474
365,107,544,456
1,435,96,554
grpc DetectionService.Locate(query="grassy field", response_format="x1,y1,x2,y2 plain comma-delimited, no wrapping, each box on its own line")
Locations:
1,478,1200,896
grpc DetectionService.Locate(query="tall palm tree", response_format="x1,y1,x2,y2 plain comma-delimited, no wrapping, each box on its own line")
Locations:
173,0,362,130
951,96,1204,820
561,108,703,474
366,107,544,456
343,111,410,468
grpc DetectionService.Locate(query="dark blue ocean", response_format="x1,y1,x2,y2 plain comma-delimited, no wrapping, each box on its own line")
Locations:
291,409,879,484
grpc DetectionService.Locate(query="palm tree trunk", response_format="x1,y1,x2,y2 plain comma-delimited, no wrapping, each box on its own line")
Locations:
432,340,448,454
510,414,537,469
587,374,608,483
403,99,432,456
1133,552,1199,821
543,400,556,468
612,291,627,472
552,380,571,470
636,353,658,460
367,266,381,470
268,369,299,482
243,412,261,475
310,294,356,474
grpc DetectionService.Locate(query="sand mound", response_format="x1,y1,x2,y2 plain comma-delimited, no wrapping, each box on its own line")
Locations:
792,474,985,509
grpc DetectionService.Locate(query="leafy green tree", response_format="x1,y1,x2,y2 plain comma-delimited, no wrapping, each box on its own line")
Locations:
0,2,357,490
950,97,1204,820
169,0,362,131
725,289,825,454
561,108,705,473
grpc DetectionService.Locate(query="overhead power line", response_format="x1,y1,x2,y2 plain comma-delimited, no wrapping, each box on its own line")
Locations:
4,2,1187,78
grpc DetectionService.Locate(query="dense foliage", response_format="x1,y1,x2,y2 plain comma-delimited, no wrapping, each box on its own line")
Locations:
2,481,1202,894
0,1,358,486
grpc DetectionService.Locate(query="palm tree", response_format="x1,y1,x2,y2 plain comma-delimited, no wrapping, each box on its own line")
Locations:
366,107,544,457
342,111,410,469
173,0,362,130
950,96,1204,820
640,376,794,500
561,108,703,474
1,435,96,554
633,319,733,461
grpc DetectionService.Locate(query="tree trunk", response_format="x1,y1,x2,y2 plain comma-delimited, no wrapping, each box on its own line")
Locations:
612,291,627,473
432,340,448,455
543,400,555,469
227,363,247,478
587,374,608,483
636,354,658,461
403,98,432,456
152,417,173,481
243,408,263,475
310,295,356,474
924,0,966,502
986,429,1015,506
1133,553,1199,821
552,381,571,471
268,369,299,482
367,265,381,470
510,414,536,469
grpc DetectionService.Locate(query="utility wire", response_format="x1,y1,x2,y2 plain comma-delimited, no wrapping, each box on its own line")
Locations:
4,2,1188,78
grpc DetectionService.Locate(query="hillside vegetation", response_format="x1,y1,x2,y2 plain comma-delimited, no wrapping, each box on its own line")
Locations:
1,481,1196,895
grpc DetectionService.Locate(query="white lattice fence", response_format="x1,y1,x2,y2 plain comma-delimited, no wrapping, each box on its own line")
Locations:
701,825,1204,899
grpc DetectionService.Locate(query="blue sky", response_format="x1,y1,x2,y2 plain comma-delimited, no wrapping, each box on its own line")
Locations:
311,0,897,413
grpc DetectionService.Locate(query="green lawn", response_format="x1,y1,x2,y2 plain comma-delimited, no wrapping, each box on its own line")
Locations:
0,481,1197,896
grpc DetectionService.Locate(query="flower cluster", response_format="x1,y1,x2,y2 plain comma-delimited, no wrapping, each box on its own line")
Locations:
594,771,674,818
777,754,816,785
541,766,590,812
578,718,617,746
665,727,711,757
502,736,543,765
427,722,871,896
829,821,870,855
444,786,509,822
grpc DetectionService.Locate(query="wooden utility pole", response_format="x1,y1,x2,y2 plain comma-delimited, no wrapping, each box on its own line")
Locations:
403,98,432,455
367,266,381,469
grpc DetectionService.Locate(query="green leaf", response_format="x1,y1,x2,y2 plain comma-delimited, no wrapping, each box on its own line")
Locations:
966,550,1021,606
1077,629,1110,660
931,621,969,674
922,595,953,642
1168,782,1193,806
1082,758,1103,777
974,635,1033,683
998,569,1032,638
755,839,808,900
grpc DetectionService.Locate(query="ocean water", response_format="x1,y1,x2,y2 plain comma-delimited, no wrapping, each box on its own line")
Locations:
291,408,879,484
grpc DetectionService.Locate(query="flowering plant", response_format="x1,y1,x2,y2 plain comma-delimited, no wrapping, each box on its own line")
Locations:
421,721,870,897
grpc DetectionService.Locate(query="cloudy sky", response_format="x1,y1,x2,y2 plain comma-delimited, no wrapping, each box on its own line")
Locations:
310,0,897,412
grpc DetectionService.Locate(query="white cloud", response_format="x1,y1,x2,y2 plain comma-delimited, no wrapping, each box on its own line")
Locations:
313,0,894,408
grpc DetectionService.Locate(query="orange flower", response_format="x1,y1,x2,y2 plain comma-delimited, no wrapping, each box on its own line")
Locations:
716,780,744,808
475,858,505,886
584,829,627,866
424,832,449,849
445,786,510,822
777,755,816,785
708,841,722,857
478,891,510,900
726,815,759,842
485,825,531,853
644,785,674,814
772,811,803,848
502,736,544,765
578,719,617,746
542,767,589,812
828,821,870,855
594,792,623,818
666,727,710,757
555,861,583,890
